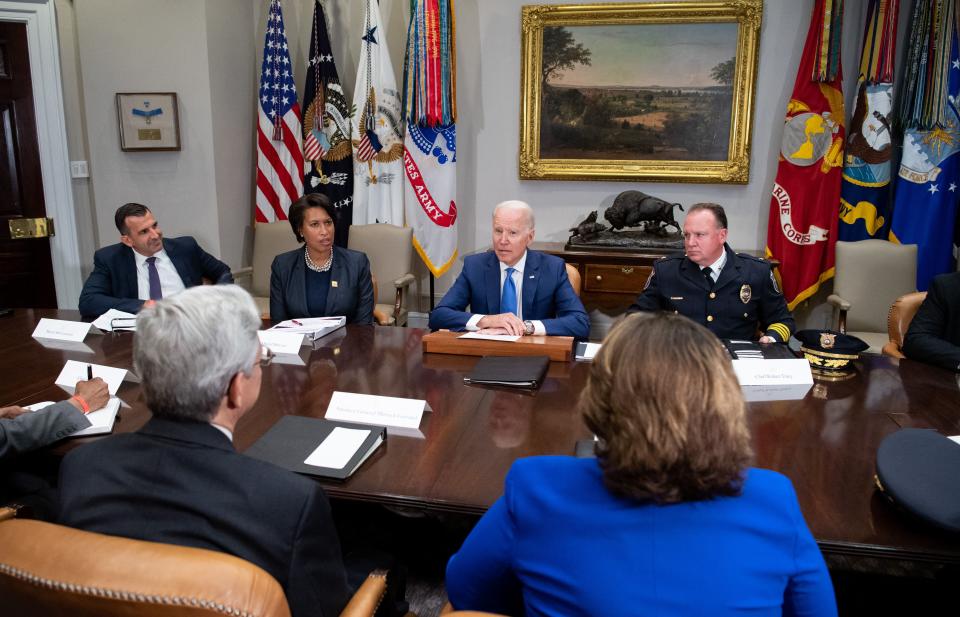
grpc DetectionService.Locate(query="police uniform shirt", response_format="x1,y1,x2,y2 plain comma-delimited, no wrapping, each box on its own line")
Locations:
627,244,794,342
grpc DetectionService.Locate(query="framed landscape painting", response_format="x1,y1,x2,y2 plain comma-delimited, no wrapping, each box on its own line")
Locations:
519,1,762,183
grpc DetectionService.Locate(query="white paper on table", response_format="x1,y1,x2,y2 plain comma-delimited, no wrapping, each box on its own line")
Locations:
303,426,371,469
92,309,137,332
26,397,121,437
576,342,602,360
949,435,960,446
270,316,346,342
740,384,813,402
258,330,307,355
458,332,521,342
732,359,813,386
55,360,129,396
33,337,95,354
325,391,425,430
32,318,98,342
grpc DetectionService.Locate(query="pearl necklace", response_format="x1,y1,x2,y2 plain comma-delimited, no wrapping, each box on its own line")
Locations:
305,247,333,272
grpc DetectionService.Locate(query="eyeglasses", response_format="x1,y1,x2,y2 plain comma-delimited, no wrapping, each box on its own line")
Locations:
259,345,275,367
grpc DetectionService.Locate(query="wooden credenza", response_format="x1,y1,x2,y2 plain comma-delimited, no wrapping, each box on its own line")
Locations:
534,242,669,314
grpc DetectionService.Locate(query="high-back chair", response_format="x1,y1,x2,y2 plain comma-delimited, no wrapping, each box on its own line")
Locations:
882,291,928,358
0,508,387,617
826,240,917,353
233,221,302,318
348,224,416,326
565,263,582,297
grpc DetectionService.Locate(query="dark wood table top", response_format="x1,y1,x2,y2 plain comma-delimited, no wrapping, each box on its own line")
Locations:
3,309,959,566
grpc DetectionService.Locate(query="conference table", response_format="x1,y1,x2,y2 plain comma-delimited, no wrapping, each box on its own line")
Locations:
3,309,959,572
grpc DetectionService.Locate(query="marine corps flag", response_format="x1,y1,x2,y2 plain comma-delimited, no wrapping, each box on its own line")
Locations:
838,0,899,241
889,1,960,291
402,0,458,277
766,0,845,310
302,0,353,247
351,0,404,226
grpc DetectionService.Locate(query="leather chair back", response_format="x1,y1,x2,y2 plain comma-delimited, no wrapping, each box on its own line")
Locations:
565,263,582,297
0,517,291,617
834,240,917,332
252,221,302,297
348,224,415,325
883,291,928,358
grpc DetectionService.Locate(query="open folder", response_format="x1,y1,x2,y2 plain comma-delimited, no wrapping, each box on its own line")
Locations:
245,416,385,481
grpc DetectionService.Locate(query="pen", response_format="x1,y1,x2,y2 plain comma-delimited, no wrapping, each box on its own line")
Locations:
291,319,303,326
87,364,93,380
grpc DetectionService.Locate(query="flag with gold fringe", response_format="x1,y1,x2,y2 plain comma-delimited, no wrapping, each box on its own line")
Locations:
302,0,353,247
766,0,845,310
838,0,899,241
402,0,458,277
889,0,960,290
351,0,404,226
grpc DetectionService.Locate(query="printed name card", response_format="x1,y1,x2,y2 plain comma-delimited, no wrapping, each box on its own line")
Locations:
325,391,426,430
732,359,813,386
259,330,307,355
55,360,130,396
32,318,98,343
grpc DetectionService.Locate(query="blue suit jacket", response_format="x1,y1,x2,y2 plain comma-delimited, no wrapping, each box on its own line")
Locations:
446,457,837,617
429,250,589,338
269,245,374,324
58,418,350,617
78,237,232,318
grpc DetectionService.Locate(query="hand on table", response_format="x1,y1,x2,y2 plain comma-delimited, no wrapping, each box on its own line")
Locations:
758,335,776,344
0,406,28,420
477,313,525,336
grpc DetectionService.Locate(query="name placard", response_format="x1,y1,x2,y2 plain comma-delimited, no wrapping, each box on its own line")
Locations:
32,318,96,343
258,330,306,355
732,359,813,386
55,360,129,396
325,391,425,430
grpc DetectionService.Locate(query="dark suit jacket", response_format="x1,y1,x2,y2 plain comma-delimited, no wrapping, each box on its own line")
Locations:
270,245,374,324
78,237,233,318
0,401,89,461
57,418,350,617
627,245,795,342
903,272,960,371
428,250,589,339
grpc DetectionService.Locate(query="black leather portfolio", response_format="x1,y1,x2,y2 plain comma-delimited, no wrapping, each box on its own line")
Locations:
245,416,385,481
463,355,550,389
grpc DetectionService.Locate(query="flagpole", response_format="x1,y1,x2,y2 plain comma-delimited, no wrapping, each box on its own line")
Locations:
429,273,435,311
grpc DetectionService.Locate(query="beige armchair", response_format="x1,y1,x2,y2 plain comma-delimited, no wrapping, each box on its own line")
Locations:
827,240,917,353
348,224,416,326
233,221,301,318
0,506,388,617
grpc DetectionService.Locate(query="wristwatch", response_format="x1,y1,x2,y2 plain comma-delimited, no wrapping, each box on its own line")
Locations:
523,320,534,336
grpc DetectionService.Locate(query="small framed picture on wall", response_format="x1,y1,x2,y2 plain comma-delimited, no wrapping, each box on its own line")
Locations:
115,92,181,151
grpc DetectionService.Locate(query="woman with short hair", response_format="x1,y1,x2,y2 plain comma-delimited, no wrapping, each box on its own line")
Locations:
269,193,374,324
446,312,836,617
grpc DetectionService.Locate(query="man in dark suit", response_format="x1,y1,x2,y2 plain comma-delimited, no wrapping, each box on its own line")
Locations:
78,203,233,318
627,203,795,343
903,271,960,371
429,200,589,339
58,286,350,617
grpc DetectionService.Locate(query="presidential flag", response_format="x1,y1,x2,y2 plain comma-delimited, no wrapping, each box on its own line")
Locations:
889,1,960,290
302,0,353,247
838,0,899,241
256,0,303,223
351,0,404,226
766,0,845,310
402,0,458,277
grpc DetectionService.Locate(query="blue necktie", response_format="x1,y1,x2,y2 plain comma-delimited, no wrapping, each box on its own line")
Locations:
146,256,163,300
501,267,518,315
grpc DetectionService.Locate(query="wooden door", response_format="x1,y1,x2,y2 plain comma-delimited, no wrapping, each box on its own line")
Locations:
0,21,56,308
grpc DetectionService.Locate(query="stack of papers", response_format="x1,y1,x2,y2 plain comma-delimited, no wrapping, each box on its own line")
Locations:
93,309,137,332
26,397,122,437
270,316,346,341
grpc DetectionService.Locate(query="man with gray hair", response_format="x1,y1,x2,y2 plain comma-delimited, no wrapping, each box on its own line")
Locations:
429,200,589,338
58,285,350,617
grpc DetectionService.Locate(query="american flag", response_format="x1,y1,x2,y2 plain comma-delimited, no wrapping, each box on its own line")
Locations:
355,106,383,162
255,0,303,223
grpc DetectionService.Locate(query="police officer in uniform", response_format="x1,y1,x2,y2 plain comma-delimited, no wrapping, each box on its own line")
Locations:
627,203,794,343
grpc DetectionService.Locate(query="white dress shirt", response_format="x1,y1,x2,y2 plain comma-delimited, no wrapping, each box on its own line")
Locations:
700,250,728,284
134,248,186,300
465,251,546,335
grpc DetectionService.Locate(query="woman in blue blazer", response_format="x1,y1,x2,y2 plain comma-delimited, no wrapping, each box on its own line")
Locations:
269,194,374,324
446,313,837,617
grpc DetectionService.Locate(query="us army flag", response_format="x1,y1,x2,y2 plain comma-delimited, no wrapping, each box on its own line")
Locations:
402,0,458,276
889,2,960,290
838,0,898,241
351,0,404,226
302,0,353,247
766,0,845,310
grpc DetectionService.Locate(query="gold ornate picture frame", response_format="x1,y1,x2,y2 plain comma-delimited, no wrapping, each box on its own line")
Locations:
519,1,762,183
